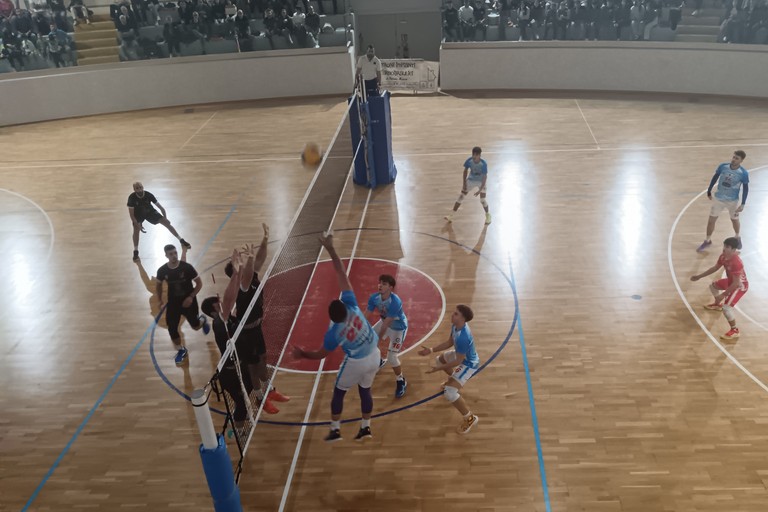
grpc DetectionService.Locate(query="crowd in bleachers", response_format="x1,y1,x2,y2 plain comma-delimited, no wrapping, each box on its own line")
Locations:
0,0,82,71
442,0,768,43
112,0,349,60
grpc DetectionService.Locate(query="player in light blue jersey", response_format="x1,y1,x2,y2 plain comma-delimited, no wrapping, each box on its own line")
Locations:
697,150,749,253
445,146,491,225
366,274,409,398
419,304,480,434
294,232,379,443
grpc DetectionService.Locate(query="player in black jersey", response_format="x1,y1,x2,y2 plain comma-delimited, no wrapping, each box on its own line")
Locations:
127,182,191,262
224,224,290,414
156,243,210,365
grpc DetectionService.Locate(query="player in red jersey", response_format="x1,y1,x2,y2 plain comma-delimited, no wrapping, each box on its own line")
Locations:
690,237,747,340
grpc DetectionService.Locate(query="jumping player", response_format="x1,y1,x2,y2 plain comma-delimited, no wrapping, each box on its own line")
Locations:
127,181,191,261
366,274,409,398
418,304,480,434
224,224,289,414
691,237,748,340
696,151,749,252
444,146,491,225
294,232,380,443
156,244,210,365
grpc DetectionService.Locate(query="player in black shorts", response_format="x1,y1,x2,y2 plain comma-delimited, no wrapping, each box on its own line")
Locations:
156,243,210,365
201,249,256,432
224,225,290,414
127,181,191,262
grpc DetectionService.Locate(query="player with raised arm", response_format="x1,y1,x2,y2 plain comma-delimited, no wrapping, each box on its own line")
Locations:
419,304,480,434
444,146,491,225
366,274,409,398
294,232,380,443
690,237,748,340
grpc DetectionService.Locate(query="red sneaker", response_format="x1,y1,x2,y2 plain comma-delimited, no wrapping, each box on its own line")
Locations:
720,328,740,340
268,389,290,403
261,398,279,414
704,303,723,311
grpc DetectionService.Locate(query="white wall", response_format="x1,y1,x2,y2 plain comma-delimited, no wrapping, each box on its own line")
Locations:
441,42,768,98
0,47,355,126
357,12,442,60
349,0,441,14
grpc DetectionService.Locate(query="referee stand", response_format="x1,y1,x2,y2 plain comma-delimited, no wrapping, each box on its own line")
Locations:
350,77,398,188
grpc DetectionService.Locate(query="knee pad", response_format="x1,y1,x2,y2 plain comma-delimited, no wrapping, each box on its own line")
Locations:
480,198,488,208
456,192,466,204
387,350,401,368
723,304,735,322
444,386,460,403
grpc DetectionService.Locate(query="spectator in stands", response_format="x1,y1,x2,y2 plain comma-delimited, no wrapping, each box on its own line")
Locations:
49,22,75,64
184,10,208,53
305,3,320,45
458,0,474,40
177,0,193,23
33,10,52,36
262,6,278,47
668,0,682,30
630,0,645,39
224,0,237,18
291,4,311,47
529,0,545,40
555,0,569,39
45,31,65,65
542,0,556,38
443,0,461,41
518,0,531,39
13,9,36,40
116,13,140,59
1,26,24,69
130,0,146,24
210,0,226,23
116,4,137,29
473,0,488,39
163,15,181,56
69,0,90,25
233,8,250,48
276,6,294,45
0,0,15,18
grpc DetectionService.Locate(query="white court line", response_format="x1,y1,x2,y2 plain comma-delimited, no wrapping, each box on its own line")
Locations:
178,110,218,152
6,141,768,171
0,188,55,264
575,100,600,149
278,186,373,512
668,164,768,394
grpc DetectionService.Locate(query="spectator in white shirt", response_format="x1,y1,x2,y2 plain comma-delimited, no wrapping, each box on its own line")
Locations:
458,0,475,40
356,44,382,97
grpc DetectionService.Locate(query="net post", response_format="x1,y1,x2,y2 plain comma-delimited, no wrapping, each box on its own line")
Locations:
193,388,243,512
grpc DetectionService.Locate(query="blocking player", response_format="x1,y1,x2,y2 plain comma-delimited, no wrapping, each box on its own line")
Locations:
293,232,380,443
418,304,480,434
127,181,191,262
224,224,289,414
445,146,491,225
156,243,210,365
366,274,409,398
691,237,748,341
696,151,749,252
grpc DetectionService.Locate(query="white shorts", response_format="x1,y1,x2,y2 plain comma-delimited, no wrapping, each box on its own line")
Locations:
710,198,740,220
444,350,478,386
464,180,486,194
335,349,380,391
373,320,407,353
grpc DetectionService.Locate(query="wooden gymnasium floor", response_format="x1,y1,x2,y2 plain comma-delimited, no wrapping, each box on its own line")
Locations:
3,92,768,512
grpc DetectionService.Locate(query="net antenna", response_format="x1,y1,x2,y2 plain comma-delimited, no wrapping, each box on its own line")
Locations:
205,96,365,480
354,74,374,186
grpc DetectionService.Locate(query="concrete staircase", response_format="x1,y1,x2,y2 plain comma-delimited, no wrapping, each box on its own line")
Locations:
74,14,120,66
675,6,722,43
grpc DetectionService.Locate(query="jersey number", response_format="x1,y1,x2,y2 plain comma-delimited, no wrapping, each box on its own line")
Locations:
346,316,364,341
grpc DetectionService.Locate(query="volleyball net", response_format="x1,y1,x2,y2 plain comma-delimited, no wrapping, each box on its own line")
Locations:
206,81,370,479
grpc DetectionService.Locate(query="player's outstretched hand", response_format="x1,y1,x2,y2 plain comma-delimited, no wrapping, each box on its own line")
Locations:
262,223,269,238
230,248,241,272
292,346,305,359
418,346,431,356
690,275,700,282
318,230,334,249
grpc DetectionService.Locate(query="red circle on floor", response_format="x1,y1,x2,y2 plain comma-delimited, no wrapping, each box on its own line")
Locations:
266,258,445,373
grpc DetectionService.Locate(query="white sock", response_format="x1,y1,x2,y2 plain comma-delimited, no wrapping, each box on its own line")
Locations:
396,374,404,382
330,420,341,430
464,411,472,419
361,419,371,428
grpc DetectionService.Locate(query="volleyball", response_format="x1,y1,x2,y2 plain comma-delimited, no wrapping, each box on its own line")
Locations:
301,143,323,167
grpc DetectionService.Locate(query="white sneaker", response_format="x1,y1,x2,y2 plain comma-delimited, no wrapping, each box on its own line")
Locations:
444,214,454,222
